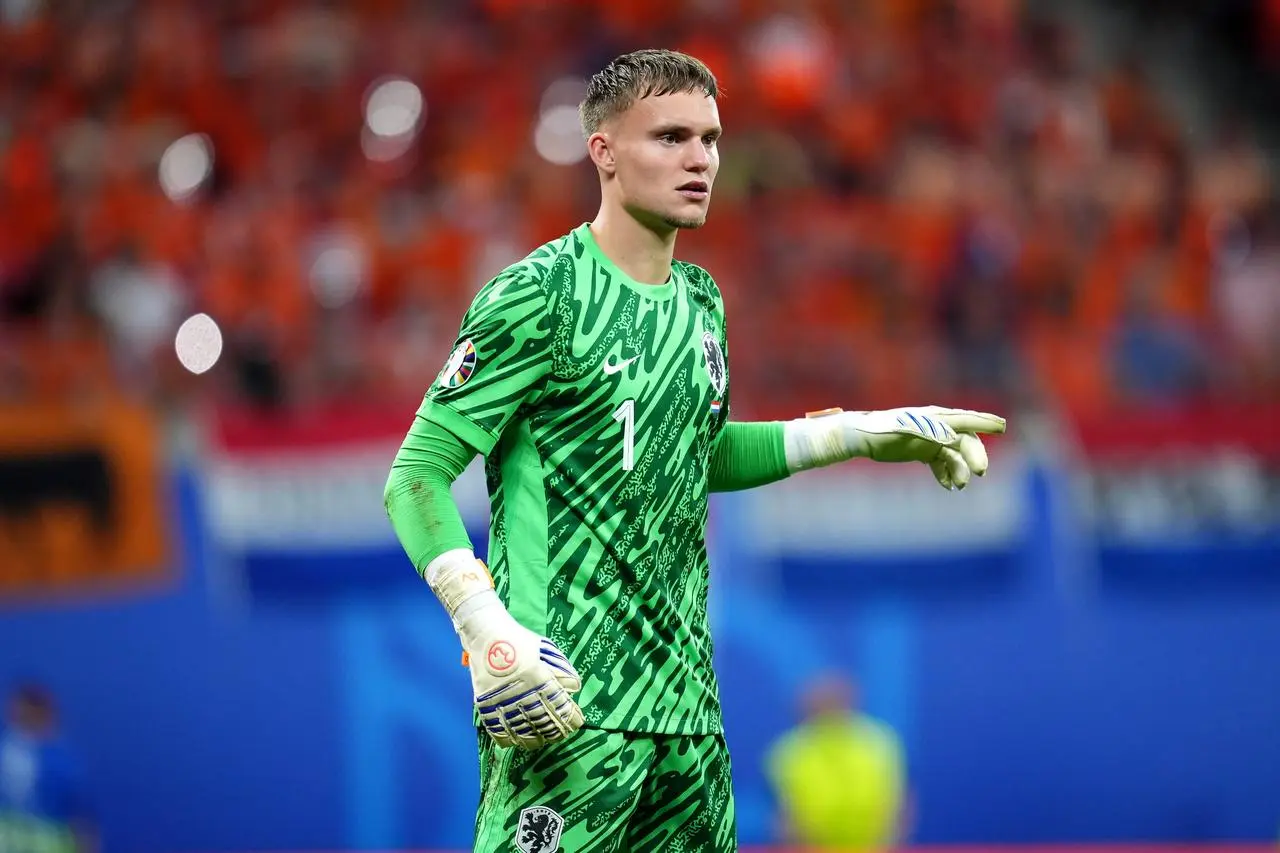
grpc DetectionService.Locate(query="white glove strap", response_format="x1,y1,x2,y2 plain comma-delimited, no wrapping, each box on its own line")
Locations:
784,408,864,472
424,548,493,619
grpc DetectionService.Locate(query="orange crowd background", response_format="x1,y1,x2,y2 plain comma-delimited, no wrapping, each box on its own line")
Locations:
1,0,1276,423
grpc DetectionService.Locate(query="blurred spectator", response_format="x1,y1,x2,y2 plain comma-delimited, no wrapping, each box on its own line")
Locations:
1212,212,1280,394
0,682,95,853
765,672,910,852
1111,250,1210,402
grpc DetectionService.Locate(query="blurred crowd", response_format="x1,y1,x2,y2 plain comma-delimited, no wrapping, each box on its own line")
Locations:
1,0,1277,422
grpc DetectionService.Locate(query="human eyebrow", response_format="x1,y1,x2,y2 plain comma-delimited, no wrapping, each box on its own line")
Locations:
652,124,723,141
652,124,693,140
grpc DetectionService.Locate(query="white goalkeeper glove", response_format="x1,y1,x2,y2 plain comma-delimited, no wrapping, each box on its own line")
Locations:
424,549,584,750
786,405,1007,490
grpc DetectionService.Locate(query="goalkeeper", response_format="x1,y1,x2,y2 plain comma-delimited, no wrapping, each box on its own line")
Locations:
384,49,1005,853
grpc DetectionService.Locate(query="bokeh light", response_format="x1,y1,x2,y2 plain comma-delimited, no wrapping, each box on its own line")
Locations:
158,134,214,202
174,313,223,374
308,229,367,309
363,77,424,139
534,104,587,166
361,76,423,169
540,76,587,114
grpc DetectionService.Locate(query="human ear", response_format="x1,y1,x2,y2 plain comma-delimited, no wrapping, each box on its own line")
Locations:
587,132,615,175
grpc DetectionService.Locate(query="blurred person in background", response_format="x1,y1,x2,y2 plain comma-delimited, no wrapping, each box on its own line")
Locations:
766,673,911,852
0,682,95,853
386,48,1000,853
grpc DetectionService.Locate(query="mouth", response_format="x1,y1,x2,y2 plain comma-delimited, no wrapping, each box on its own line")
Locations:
677,180,709,200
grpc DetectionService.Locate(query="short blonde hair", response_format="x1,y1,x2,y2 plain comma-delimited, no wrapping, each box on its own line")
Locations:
579,49,719,136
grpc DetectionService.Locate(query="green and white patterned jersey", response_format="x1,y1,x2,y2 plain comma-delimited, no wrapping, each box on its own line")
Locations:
420,223,731,735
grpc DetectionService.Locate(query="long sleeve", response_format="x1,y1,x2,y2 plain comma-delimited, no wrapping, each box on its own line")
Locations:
707,421,790,492
383,412,478,577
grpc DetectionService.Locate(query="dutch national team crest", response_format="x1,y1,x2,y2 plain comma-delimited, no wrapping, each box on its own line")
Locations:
436,339,476,390
702,331,726,413
516,806,565,853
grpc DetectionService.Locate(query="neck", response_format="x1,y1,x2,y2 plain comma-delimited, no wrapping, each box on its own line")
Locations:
589,205,678,285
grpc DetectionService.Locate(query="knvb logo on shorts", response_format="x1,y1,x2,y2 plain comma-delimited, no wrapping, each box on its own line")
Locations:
516,806,565,853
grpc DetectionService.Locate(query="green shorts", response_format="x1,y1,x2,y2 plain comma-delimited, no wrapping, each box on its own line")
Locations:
473,728,736,853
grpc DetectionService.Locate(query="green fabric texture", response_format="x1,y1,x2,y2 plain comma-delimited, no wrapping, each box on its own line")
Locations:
707,421,790,492
383,414,477,576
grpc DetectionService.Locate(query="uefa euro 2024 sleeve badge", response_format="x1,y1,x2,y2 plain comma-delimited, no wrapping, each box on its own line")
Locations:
437,339,477,390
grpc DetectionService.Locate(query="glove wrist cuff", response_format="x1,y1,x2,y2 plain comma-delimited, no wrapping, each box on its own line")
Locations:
424,548,494,617
784,408,863,472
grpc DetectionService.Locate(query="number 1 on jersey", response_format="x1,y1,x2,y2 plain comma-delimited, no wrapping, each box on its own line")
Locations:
612,399,635,471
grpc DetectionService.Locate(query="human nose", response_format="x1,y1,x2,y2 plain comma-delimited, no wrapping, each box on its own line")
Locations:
685,140,710,172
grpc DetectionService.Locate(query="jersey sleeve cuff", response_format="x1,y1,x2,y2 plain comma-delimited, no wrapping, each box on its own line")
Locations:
417,399,498,456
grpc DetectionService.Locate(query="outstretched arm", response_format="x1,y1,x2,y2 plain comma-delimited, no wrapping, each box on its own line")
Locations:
710,406,1007,492
784,405,1006,490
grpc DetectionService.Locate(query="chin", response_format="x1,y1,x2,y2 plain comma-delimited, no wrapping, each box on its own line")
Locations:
663,212,708,230
630,202,709,233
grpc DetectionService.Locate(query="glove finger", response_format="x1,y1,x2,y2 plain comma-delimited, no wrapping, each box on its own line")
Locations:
482,712,516,749
482,714,509,744
481,685,543,748
956,432,990,476
527,702,567,741
510,728,545,750
894,410,955,444
929,408,1007,436
523,689,556,723
544,685,583,730
559,696,585,733
506,708,547,750
939,446,971,490
535,692,581,741
929,455,953,490
553,668,582,693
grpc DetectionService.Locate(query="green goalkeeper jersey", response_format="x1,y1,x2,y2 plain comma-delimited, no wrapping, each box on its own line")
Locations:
420,223,731,735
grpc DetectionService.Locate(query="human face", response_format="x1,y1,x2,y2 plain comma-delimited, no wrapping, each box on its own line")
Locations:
599,91,721,231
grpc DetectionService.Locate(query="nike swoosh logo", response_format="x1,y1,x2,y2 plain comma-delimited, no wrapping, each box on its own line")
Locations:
602,356,638,376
